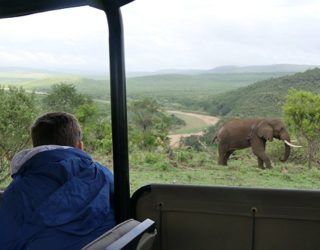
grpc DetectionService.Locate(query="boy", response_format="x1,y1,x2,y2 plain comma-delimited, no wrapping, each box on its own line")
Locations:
0,112,116,249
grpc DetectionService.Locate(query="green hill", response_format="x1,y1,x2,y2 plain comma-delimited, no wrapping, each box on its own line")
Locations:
126,72,296,111
127,72,291,96
2,65,312,112
3,71,292,107
203,68,320,118
209,64,317,73
12,77,109,99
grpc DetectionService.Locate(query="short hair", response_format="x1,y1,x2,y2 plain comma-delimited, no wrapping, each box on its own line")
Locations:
31,112,82,147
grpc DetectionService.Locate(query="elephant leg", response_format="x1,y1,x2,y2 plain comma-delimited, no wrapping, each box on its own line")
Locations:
251,140,272,169
218,143,229,166
257,157,264,169
252,151,272,168
224,150,234,165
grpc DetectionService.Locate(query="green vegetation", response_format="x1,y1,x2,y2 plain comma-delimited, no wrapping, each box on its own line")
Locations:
127,72,289,94
3,69,294,111
128,98,172,151
43,83,92,113
204,68,320,117
43,84,113,154
209,64,317,73
2,66,320,194
0,86,38,181
19,77,109,100
129,163,320,193
284,89,320,168
93,146,320,193
76,103,113,154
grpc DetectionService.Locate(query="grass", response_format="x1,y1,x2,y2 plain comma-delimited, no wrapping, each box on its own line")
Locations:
92,148,320,194
2,147,320,194
129,158,320,194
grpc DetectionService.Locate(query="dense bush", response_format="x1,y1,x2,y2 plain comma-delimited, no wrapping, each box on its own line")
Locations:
283,89,320,167
128,98,172,150
75,103,112,154
43,83,92,113
0,86,38,178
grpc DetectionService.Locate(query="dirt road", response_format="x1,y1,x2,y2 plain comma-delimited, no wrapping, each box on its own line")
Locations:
168,111,219,147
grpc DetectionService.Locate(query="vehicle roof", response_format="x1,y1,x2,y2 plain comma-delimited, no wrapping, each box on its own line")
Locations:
0,0,103,18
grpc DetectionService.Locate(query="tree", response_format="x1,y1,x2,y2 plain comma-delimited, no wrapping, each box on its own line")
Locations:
42,84,113,154
130,98,160,132
43,83,92,113
75,103,113,154
0,86,38,179
129,98,171,150
283,89,320,168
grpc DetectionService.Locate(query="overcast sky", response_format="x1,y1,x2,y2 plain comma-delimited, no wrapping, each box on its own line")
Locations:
0,0,320,74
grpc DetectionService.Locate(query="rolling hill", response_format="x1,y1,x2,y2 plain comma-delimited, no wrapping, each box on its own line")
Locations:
208,64,318,73
129,64,318,76
1,68,298,103
204,68,320,118
126,72,291,99
17,76,109,99
1,65,317,111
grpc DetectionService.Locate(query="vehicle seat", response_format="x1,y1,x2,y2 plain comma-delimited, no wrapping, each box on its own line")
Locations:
81,218,156,250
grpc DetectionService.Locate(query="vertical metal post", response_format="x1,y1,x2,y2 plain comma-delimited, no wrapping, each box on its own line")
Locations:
105,7,130,223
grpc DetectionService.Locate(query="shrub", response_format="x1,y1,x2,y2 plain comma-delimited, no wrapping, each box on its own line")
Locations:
283,89,320,167
144,152,162,164
0,86,38,179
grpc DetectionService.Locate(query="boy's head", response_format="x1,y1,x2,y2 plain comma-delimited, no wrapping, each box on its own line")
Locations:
31,112,83,148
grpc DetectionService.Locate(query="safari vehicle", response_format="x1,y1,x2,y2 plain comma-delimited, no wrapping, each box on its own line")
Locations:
1,0,320,249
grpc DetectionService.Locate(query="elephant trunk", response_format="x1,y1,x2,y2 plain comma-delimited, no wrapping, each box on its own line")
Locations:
280,143,291,162
280,133,291,162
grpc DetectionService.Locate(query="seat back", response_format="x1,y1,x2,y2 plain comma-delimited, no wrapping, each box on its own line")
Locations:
82,218,156,250
131,184,320,250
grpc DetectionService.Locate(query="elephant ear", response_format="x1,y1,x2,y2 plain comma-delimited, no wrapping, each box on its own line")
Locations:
269,119,283,132
257,121,273,141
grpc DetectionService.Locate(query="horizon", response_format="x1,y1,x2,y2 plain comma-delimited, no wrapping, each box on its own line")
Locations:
0,63,319,78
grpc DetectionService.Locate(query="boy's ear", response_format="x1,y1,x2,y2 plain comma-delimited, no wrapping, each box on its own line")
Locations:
76,141,84,150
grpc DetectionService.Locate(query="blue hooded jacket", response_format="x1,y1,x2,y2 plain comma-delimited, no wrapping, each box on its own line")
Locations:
0,146,116,250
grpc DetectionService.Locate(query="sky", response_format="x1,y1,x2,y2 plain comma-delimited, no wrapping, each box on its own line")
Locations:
0,0,320,74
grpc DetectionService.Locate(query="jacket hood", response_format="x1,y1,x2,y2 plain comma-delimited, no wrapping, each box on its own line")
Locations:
10,145,71,176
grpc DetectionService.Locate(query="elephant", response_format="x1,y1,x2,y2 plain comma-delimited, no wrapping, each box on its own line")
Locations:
214,118,301,169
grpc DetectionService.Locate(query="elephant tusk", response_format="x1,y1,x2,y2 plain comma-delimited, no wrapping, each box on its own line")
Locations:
284,139,302,148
